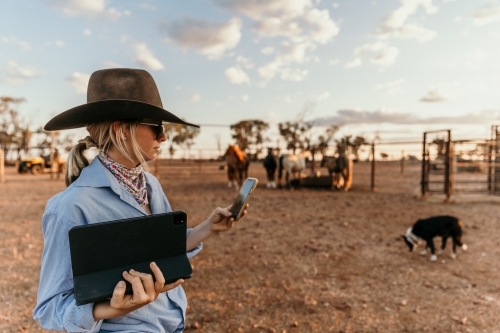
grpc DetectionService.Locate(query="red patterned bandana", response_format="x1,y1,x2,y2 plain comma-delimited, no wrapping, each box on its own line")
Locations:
98,152,149,206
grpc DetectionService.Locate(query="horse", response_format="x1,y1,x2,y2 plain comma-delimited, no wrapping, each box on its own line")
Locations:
263,148,278,188
320,155,353,191
278,152,309,189
224,145,249,189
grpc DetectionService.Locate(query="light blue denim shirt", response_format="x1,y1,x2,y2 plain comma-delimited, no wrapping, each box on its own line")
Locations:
33,158,202,333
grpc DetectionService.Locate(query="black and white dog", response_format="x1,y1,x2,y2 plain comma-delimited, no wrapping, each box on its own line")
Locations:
402,215,467,262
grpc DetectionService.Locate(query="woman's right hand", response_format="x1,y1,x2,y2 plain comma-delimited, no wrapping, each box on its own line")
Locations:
93,262,184,320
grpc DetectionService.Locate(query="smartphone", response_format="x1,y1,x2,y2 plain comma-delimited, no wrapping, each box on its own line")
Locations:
229,177,258,221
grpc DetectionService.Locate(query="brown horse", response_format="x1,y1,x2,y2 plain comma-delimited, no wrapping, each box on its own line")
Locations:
320,155,353,191
224,145,249,189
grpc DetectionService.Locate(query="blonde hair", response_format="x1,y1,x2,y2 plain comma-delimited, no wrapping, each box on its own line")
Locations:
66,121,149,186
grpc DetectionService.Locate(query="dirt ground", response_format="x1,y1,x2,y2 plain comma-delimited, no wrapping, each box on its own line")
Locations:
1,160,500,333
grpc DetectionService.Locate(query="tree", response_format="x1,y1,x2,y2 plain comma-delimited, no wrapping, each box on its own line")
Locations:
230,119,269,158
278,102,315,154
172,124,200,158
0,97,32,158
335,134,368,159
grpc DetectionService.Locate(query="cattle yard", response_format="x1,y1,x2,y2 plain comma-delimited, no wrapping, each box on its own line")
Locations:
1,160,500,332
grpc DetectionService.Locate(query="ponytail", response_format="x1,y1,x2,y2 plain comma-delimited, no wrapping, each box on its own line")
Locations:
65,137,94,186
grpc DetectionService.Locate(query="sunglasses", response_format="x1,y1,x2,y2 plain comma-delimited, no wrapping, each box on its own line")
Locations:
139,122,166,140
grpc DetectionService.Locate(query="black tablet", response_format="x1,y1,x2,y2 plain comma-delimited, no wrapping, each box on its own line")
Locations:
68,211,192,306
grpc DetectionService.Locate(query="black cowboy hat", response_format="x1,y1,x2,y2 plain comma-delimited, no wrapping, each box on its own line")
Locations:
44,68,199,130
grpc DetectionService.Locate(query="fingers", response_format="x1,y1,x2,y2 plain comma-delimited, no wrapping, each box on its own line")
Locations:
161,279,184,293
122,270,152,304
127,269,156,301
110,280,126,308
150,262,166,291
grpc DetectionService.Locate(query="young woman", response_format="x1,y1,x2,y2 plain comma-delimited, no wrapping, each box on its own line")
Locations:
33,68,248,332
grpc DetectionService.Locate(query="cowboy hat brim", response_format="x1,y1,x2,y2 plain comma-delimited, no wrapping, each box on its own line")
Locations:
44,99,199,131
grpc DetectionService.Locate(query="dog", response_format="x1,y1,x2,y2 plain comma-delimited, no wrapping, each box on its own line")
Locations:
402,215,467,262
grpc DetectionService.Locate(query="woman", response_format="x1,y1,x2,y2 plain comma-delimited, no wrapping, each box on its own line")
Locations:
33,68,248,332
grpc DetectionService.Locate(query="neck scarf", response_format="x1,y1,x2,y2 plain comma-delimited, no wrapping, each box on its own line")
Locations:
98,152,149,206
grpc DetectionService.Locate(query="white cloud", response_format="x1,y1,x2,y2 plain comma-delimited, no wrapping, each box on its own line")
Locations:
261,46,275,55
236,55,253,69
103,61,124,68
51,0,130,19
133,43,164,70
373,0,438,42
241,94,249,101
83,29,92,36
473,3,500,26
317,91,330,100
0,36,31,51
1,61,41,86
373,79,405,95
420,89,447,102
304,8,339,44
280,68,308,82
212,0,313,21
67,72,90,93
329,58,339,66
370,45,400,66
311,109,497,125
47,40,65,47
466,48,490,62
344,57,362,68
332,3,339,8
224,66,250,84
347,42,400,68
140,3,156,11
161,17,242,59
284,95,292,103
190,93,201,102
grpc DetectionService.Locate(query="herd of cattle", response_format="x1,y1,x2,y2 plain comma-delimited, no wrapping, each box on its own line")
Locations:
224,145,353,191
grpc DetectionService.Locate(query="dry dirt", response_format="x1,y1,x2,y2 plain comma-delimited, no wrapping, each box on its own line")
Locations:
1,160,500,333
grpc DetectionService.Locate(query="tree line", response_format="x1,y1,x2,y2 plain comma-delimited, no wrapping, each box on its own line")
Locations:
0,95,369,160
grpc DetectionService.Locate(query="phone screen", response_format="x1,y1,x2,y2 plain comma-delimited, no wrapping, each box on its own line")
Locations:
229,178,257,220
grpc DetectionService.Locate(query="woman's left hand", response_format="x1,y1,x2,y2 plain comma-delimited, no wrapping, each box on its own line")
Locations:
209,204,249,232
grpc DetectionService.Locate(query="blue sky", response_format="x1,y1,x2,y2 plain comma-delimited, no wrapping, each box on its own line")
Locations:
1,0,500,158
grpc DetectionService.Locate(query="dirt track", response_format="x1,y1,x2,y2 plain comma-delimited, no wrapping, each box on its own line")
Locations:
1,160,500,333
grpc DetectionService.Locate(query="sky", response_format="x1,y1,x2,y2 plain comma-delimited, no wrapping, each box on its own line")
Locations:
1,0,500,158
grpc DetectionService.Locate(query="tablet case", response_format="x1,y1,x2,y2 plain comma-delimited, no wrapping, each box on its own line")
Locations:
68,211,192,306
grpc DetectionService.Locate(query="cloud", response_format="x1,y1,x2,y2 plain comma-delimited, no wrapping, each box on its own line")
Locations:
344,58,362,68
261,46,275,55
373,0,438,42
373,79,405,95
310,109,498,126
224,66,250,84
140,3,156,11
133,43,164,70
83,29,92,36
0,36,31,51
329,58,339,66
236,55,253,69
190,93,201,102
0,61,41,86
51,0,131,19
346,42,399,68
317,91,330,100
67,72,90,93
161,17,242,59
103,61,124,68
241,94,249,101
473,3,500,26
46,40,65,47
420,89,447,102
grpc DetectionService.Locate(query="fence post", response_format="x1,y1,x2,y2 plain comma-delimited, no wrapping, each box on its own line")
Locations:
444,130,452,203
198,150,202,173
0,148,4,184
421,132,427,199
371,142,375,192
401,150,404,175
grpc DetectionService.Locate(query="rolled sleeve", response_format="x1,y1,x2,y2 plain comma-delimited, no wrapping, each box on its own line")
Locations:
33,212,102,332
186,228,203,259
